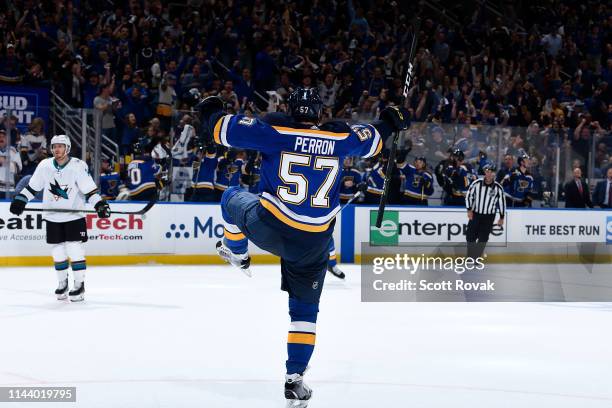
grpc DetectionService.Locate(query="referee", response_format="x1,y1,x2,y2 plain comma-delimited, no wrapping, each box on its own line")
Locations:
465,163,506,259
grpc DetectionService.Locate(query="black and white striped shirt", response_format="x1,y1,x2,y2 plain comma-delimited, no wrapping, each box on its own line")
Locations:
466,178,506,217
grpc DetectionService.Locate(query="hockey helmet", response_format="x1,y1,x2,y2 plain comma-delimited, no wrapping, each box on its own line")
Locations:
50,134,71,155
287,87,323,123
482,161,497,172
451,148,464,161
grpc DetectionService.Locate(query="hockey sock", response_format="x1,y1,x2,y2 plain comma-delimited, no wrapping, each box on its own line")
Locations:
51,244,69,282
223,225,248,255
66,242,86,285
286,297,319,375
71,260,86,284
54,260,69,281
328,239,337,268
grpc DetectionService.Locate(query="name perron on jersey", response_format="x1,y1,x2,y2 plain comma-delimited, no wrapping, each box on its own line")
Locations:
213,112,382,232
24,157,99,223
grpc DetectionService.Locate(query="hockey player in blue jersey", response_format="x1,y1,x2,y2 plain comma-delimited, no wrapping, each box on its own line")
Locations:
399,156,434,205
190,144,218,202
214,148,246,200
126,144,161,201
339,156,362,203
100,158,122,200
502,154,534,207
443,149,474,206
242,151,262,194
198,87,408,407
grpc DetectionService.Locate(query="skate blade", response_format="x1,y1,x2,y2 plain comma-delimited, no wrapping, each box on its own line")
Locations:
69,295,84,302
241,267,252,277
56,293,67,300
286,400,310,408
329,271,345,279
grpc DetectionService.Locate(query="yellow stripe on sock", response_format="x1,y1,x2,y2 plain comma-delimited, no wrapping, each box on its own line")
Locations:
224,230,246,240
288,333,316,345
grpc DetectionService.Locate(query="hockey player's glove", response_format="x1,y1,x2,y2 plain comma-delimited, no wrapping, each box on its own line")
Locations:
95,200,111,218
9,194,28,216
357,182,368,194
379,106,410,132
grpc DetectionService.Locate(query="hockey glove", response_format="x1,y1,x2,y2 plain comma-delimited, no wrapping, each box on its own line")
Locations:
357,182,368,194
9,194,28,216
379,106,410,132
95,200,111,218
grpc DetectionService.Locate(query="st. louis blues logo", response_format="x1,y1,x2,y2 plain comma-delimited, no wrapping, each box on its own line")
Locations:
49,179,70,200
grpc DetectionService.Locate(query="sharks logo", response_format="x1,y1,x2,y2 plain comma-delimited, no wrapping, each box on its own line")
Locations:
49,179,70,200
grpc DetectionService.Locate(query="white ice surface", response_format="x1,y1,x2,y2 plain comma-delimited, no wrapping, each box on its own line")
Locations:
0,264,611,408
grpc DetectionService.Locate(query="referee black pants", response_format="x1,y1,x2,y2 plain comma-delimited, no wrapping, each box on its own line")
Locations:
466,213,495,259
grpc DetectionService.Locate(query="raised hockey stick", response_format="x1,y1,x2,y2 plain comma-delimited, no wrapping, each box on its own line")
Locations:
375,18,421,228
22,199,156,216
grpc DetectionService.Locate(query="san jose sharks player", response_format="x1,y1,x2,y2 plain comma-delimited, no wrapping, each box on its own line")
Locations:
9,135,111,302
198,87,409,407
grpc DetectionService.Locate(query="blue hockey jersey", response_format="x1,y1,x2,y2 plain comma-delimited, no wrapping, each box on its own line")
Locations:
127,158,161,196
366,163,386,195
502,168,534,203
100,171,122,200
399,164,434,199
215,158,244,191
192,151,218,191
212,112,383,232
339,167,362,200
444,164,473,197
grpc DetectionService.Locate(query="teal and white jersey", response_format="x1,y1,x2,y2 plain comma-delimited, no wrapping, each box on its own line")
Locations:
21,157,102,223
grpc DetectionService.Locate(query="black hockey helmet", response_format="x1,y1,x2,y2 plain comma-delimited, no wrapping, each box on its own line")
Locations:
287,87,323,123
451,148,465,161
415,156,427,164
518,153,530,166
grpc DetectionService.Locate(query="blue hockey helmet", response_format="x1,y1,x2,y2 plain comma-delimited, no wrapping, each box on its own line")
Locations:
287,87,323,122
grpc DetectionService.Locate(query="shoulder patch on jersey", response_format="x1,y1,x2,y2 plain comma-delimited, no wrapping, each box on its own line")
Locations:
238,117,256,126
350,124,373,141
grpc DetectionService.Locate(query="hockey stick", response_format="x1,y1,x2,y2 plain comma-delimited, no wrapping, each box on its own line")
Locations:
22,199,156,216
375,18,421,228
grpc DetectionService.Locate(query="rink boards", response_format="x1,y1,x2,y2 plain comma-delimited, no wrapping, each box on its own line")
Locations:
0,202,610,265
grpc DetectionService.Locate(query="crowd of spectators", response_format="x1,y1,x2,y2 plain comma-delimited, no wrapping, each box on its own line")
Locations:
0,0,611,207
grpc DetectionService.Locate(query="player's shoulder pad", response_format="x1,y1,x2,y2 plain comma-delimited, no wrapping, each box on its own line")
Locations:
261,112,293,126
319,120,352,134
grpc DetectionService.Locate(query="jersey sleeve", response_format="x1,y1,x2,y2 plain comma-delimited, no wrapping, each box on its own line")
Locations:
344,123,383,158
75,160,102,205
212,114,278,153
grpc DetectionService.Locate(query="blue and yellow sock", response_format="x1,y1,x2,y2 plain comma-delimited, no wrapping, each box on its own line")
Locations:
328,239,337,268
223,226,248,255
286,297,319,375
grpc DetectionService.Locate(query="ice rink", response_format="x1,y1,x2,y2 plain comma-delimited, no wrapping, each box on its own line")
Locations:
1,263,611,408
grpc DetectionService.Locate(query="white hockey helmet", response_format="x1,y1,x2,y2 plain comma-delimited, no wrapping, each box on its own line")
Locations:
50,134,71,155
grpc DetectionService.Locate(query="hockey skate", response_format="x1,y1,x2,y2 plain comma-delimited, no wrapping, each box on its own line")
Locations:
69,282,85,302
216,241,252,277
285,373,312,408
55,279,69,300
327,265,346,279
